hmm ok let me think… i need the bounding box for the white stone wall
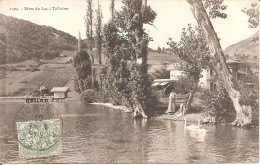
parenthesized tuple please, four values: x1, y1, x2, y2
(199, 69, 208, 88)
(170, 70, 185, 80)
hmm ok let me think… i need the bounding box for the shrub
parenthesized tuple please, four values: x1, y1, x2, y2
(74, 76, 92, 93)
(150, 64, 170, 80)
(81, 89, 109, 103)
(200, 84, 235, 120)
(20, 80, 28, 83)
(30, 67, 40, 72)
(17, 64, 26, 67)
(8, 66, 20, 71)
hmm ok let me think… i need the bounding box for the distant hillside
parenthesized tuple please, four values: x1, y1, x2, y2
(147, 51, 179, 73)
(224, 31, 259, 72)
(0, 14, 77, 64)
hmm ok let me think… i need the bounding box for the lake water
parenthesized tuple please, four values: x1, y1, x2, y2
(0, 102, 259, 163)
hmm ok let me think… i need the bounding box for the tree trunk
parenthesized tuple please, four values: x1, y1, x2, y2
(186, 0, 252, 126)
(131, 0, 149, 118)
(134, 102, 148, 118)
(185, 89, 196, 115)
(90, 54, 95, 88)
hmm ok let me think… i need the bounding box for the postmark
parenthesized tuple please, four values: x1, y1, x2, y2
(13, 103, 63, 158)
(17, 119, 62, 158)
(13, 103, 63, 134)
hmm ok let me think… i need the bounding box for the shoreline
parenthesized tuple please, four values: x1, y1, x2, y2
(88, 102, 258, 128)
(90, 102, 132, 113)
(89, 102, 217, 124)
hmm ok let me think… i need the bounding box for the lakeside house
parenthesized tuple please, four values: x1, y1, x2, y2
(152, 58, 248, 91)
(50, 87, 70, 99)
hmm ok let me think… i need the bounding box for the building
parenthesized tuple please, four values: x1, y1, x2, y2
(152, 58, 246, 91)
(166, 63, 186, 80)
(201, 59, 246, 90)
(50, 87, 70, 99)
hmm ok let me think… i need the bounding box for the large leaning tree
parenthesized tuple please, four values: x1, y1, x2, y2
(186, 0, 253, 126)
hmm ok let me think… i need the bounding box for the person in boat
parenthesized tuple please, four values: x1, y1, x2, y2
(166, 88, 177, 114)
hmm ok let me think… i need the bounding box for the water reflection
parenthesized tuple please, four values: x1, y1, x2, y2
(0, 102, 258, 163)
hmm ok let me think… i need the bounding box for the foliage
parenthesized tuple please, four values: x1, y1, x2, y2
(110, 0, 115, 20)
(101, 0, 157, 115)
(203, 0, 227, 19)
(95, 1, 102, 64)
(0, 14, 76, 64)
(85, 0, 96, 88)
(40, 49, 61, 60)
(167, 24, 211, 111)
(30, 67, 40, 72)
(150, 64, 170, 80)
(187, 0, 253, 126)
(95, 1, 103, 89)
(73, 51, 92, 93)
(242, 3, 259, 28)
(81, 89, 111, 103)
(85, 0, 94, 48)
(200, 83, 235, 120)
(40, 88, 50, 96)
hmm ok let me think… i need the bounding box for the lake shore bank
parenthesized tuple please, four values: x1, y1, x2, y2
(89, 102, 218, 124)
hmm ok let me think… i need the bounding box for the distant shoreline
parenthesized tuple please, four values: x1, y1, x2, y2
(0, 97, 77, 103)
(0, 97, 25, 102)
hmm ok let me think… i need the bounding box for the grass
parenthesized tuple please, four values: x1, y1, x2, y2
(0, 51, 76, 96)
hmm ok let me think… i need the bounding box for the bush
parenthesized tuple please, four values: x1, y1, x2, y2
(17, 64, 26, 67)
(200, 84, 235, 120)
(5, 66, 20, 71)
(30, 67, 40, 72)
(20, 80, 28, 83)
(81, 89, 109, 103)
(74, 76, 92, 93)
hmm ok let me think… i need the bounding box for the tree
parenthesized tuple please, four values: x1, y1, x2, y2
(73, 51, 92, 93)
(102, 0, 157, 118)
(242, 3, 259, 28)
(110, 0, 115, 22)
(186, 0, 253, 126)
(157, 46, 161, 53)
(168, 25, 211, 114)
(85, 0, 96, 88)
(203, 0, 227, 19)
(118, 0, 156, 118)
(151, 63, 170, 80)
(95, 1, 103, 89)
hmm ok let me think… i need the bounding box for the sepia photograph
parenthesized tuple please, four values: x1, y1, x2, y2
(0, 0, 259, 163)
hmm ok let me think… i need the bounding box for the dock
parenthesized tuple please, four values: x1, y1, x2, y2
(0, 96, 65, 103)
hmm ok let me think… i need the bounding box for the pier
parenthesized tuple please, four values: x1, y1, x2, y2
(0, 96, 65, 103)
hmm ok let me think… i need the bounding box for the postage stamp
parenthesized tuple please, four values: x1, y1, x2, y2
(17, 119, 62, 158)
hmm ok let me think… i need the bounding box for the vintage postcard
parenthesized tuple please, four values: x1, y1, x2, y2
(0, 0, 259, 163)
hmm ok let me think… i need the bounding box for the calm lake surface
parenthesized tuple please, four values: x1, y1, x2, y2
(0, 102, 258, 163)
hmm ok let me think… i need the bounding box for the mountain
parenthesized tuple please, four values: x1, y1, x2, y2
(224, 31, 259, 72)
(0, 14, 77, 64)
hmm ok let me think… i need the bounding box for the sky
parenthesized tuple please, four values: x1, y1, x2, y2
(0, 0, 258, 49)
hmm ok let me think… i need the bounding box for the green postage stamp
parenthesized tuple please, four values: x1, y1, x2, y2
(17, 119, 62, 158)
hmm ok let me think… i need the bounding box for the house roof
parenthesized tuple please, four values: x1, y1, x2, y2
(237, 70, 247, 75)
(153, 79, 177, 82)
(226, 59, 241, 64)
(50, 87, 70, 92)
(166, 63, 181, 71)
